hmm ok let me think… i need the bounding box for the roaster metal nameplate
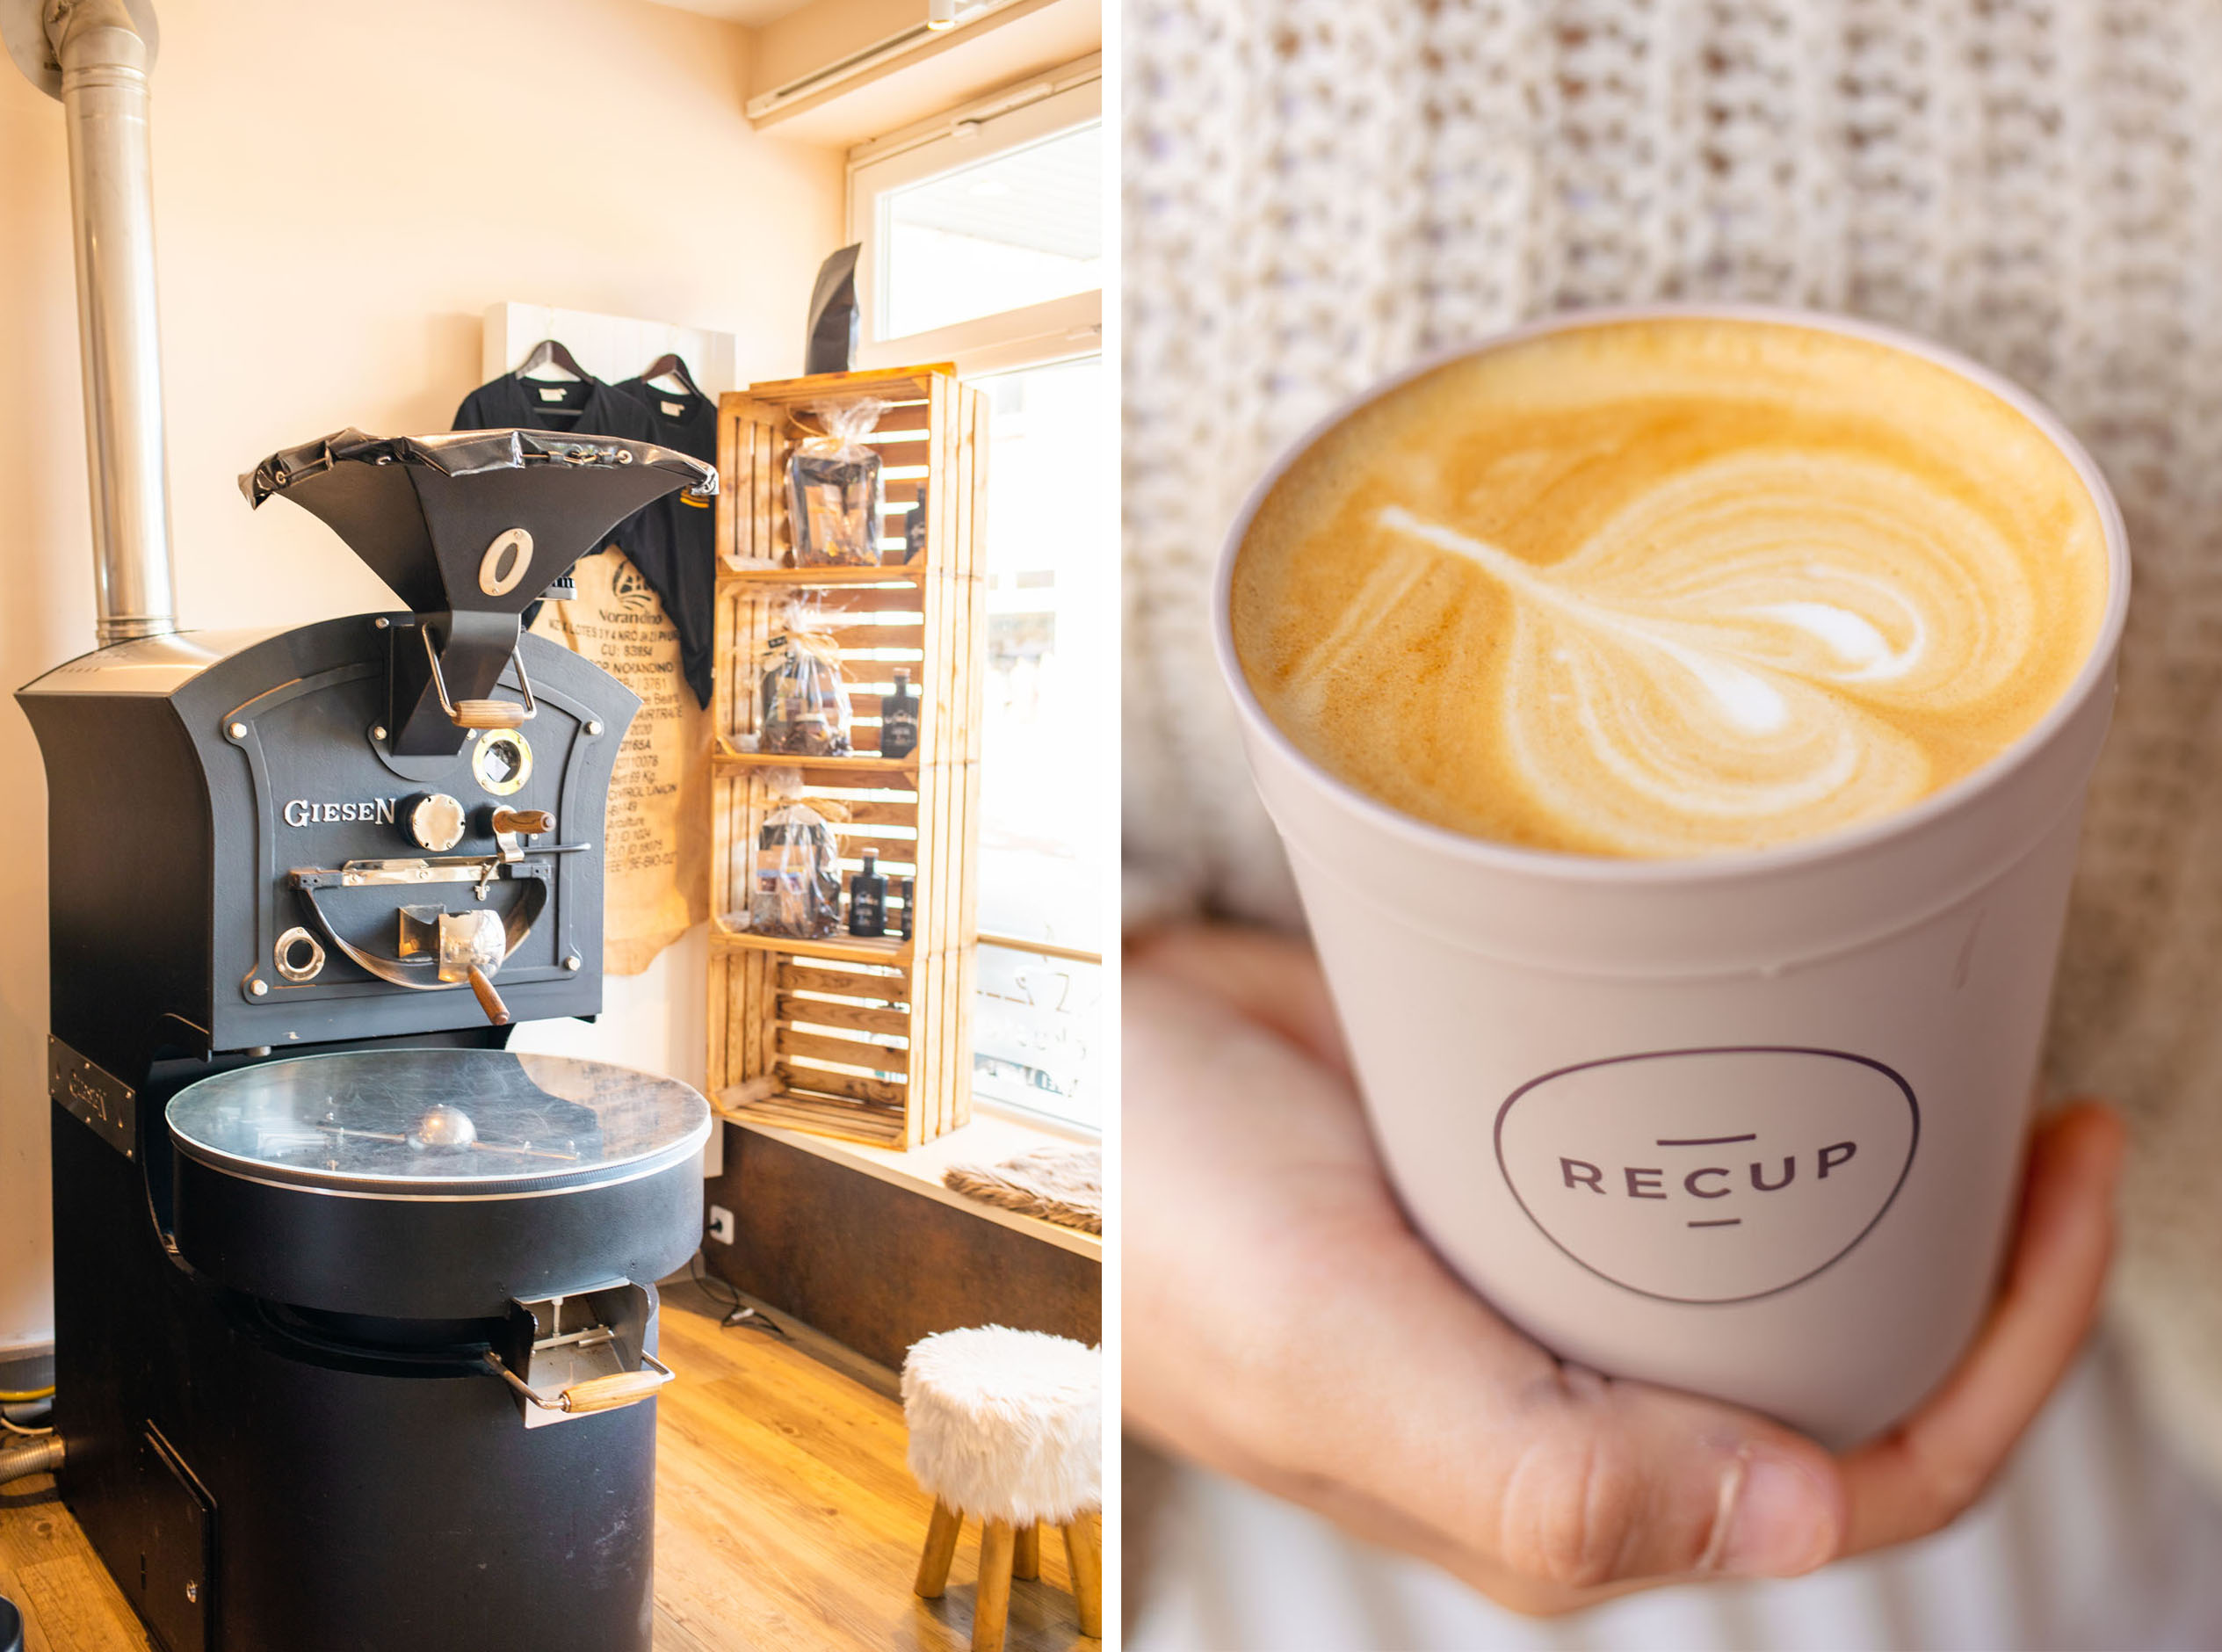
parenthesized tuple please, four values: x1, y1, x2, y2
(50, 1036, 136, 1159)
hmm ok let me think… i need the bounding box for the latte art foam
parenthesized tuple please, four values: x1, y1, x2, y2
(1232, 318, 2109, 856)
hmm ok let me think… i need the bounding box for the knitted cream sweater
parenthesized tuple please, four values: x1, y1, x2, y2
(1124, 0, 2222, 1484)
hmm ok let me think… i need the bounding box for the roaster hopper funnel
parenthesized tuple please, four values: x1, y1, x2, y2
(243, 428, 715, 756)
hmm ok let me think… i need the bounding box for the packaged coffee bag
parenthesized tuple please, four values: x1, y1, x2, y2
(748, 807, 842, 938)
(740, 772, 850, 940)
(756, 602, 854, 757)
(787, 399, 887, 567)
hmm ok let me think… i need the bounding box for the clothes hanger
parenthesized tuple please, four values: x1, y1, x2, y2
(515, 338, 590, 382)
(642, 352, 705, 401)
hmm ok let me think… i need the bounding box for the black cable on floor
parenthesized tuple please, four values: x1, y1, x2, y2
(687, 1250, 787, 1337)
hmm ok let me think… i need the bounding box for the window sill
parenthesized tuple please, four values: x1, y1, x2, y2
(724, 1106, 1103, 1264)
(859, 290, 1103, 378)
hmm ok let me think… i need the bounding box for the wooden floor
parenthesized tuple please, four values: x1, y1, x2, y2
(0, 1282, 1097, 1651)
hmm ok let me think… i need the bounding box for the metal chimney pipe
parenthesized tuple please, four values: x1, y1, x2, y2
(6, 0, 177, 645)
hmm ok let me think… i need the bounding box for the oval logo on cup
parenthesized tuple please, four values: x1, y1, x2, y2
(1494, 1047, 1919, 1304)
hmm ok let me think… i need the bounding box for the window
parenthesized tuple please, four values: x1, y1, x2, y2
(879, 123, 1103, 337)
(970, 356, 1105, 1129)
(851, 68, 1103, 375)
(850, 64, 1104, 1132)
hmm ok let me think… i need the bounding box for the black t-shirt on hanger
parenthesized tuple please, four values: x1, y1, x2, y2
(453, 371, 662, 441)
(452, 372, 714, 707)
(615, 377, 715, 462)
(615, 376, 717, 711)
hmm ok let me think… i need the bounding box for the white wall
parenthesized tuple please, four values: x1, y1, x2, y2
(0, 0, 845, 1356)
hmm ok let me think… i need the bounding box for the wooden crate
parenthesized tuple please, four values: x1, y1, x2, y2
(706, 366, 988, 1148)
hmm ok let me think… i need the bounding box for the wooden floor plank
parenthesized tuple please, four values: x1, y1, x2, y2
(0, 1283, 1096, 1652)
(0, 1489, 149, 1652)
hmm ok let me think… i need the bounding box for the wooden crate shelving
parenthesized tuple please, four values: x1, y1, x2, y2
(706, 366, 988, 1148)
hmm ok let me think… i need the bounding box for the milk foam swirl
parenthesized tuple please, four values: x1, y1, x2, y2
(1290, 450, 2042, 855)
(1235, 319, 2110, 857)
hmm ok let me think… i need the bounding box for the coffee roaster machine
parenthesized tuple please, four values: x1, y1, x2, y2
(22, 431, 717, 1651)
(1, 4, 720, 1648)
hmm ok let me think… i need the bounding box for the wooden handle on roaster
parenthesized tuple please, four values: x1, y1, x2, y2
(468, 965, 511, 1026)
(559, 1369, 669, 1413)
(492, 808, 554, 836)
(450, 697, 528, 730)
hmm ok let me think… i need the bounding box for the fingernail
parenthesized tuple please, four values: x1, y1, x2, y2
(1719, 1454, 1834, 1577)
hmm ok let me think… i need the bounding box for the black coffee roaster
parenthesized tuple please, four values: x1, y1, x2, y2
(18, 428, 720, 1651)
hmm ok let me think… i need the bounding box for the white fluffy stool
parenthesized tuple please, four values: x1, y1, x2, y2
(903, 1326, 1102, 1648)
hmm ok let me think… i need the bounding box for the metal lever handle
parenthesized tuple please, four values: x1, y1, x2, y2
(482, 1351, 674, 1414)
(423, 624, 538, 730)
(287, 872, 547, 1025)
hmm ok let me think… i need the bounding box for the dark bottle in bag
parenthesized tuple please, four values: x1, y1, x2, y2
(901, 485, 928, 564)
(880, 669, 920, 760)
(849, 849, 888, 938)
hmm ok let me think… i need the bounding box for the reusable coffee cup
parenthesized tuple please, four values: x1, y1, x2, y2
(1212, 307, 2131, 1446)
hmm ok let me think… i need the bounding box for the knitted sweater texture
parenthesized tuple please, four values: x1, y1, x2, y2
(1124, 0, 2222, 1481)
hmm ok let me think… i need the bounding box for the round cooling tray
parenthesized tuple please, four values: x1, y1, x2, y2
(166, 1050, 711, 1321)
(168, 1049, 708, 1197)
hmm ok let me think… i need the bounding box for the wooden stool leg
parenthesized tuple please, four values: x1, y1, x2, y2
(1062, 1517, 1103, 1638)
(973, 1520, 1016, 1652)
(1012, 1521, 1040, 1581)
(916, 1498, 963, 1598)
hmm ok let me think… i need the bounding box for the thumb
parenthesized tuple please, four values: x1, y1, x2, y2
(1471, 1372, 1845, 1592)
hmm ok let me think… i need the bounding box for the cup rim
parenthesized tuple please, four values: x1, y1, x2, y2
(1210, 302, 2135, 887)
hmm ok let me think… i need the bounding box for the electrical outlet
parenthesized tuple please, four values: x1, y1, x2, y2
(706, 1204, 735, 1246)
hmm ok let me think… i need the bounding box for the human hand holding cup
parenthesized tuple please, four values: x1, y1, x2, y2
(1125, 924, 2124, 1609)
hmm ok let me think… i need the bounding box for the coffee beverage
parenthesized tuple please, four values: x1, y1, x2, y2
(1216, 309, 2131, 1443)
(1230, 316, 2110, 856)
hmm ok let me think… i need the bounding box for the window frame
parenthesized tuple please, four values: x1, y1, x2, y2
(957, 357, 1108, 1135)
(848, 67, 1108, 1134)
(847, 67, 1104, 377)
